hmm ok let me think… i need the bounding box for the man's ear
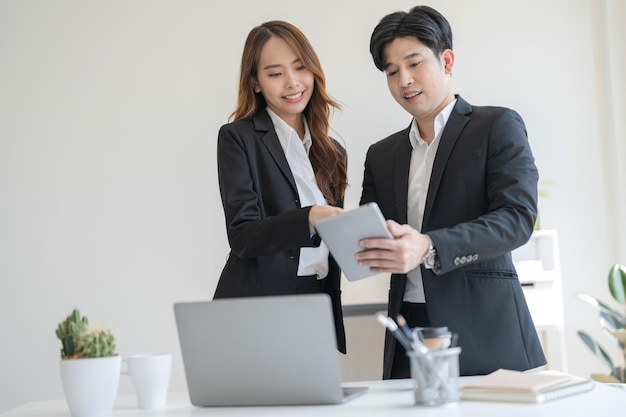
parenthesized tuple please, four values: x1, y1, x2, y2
(441, 49, 455, 74)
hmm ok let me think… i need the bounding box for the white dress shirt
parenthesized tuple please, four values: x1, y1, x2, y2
(404, 99, 456, 302)
(267, 108, 329, 279)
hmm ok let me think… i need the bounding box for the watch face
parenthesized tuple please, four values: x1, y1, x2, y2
(423, 248, 437, 269)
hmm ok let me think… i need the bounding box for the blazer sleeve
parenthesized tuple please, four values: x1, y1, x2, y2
(217, 122, 318, 259)
(427, 108, 538, 274)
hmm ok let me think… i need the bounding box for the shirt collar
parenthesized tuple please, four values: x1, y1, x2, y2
(409, 98, 457, 149)
(266, 107, 312, 153)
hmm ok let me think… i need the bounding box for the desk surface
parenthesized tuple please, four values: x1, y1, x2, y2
(3, 379, 625, 417)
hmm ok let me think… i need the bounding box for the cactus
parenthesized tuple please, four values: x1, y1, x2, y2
(75, 327, 117, 358)
(56, 309, 117, 359)
(55, 309, 89, 359)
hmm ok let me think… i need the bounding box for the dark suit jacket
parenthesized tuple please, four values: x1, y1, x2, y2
(213, 110, 346, 353)
(360, 95, 546, 376)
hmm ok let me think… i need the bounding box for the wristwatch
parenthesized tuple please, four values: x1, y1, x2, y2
(423, 237, 440, 272)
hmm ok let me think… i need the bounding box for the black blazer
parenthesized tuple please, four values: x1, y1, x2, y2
(214, 110, 346, 353)
(361, 96, 546, 376)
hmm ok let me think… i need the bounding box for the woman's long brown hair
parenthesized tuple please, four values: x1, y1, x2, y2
(230, 20, 347, 204)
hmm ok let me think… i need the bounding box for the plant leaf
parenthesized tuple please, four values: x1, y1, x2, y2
(577, 293, 626, 324)
(600, 320, 626, 350)
(610, 367, 624, 382)
(608, 264, 626, 304)
(613, 329, 626, 346)
(600, 310, 623, 332)
(577, 330, 615, 370)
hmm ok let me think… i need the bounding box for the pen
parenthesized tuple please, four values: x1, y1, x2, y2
(396, 314, 412, 338)
(376, 314, 413, 351)
(378, 314, 457, 400)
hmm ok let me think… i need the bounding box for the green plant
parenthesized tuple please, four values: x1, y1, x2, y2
(534, 179, 553, 230)
(577, 263, 626, 382)
(55, 309, 117, 359)
(76, 328, 117, 358)
(55, 309, 89, 359)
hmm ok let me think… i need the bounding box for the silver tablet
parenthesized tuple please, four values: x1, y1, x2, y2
(315, 202, 393, 281)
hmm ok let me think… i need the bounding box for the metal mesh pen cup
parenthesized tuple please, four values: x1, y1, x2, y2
(407, 346, 461, 406)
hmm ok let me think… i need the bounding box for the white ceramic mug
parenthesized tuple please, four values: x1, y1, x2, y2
(122, 353, 172, 409)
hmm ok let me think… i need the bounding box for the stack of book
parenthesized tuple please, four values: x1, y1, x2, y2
(461, 369, 595, 404)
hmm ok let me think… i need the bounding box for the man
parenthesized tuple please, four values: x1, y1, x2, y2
(356, 5, 546, 378)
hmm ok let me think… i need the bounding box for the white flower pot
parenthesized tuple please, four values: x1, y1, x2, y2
(59, 355, 121, 417)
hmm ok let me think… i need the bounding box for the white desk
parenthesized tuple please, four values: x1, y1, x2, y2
(2, 379, 624, 417)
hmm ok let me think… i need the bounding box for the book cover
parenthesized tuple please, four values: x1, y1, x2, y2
(461, 369, 595, 404)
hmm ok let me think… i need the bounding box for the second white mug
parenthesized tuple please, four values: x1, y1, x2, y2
(123, 353, 172, 409)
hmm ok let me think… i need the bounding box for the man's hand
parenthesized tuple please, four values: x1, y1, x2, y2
(356, 220, 431, 274)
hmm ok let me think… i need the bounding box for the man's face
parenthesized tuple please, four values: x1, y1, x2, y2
(382, 37, 454, 124)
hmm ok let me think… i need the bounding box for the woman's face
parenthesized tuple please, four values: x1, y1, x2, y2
(253, 36, 314, 129)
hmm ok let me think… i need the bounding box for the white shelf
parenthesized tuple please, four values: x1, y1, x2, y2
(512, 229, 567, 371)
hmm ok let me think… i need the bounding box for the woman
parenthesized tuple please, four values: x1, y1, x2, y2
(214, 21, 348, 352)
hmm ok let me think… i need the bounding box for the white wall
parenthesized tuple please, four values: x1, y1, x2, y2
(1, 0, 625, 412)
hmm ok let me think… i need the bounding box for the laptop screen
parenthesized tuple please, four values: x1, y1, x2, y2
(173, 294, 365, 406)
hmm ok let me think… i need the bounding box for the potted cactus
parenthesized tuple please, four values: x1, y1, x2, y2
(56, 309, 121, 417)
(576, 263, 626, 382)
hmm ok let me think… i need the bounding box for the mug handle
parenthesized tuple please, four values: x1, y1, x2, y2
(120, 358, 130, 376)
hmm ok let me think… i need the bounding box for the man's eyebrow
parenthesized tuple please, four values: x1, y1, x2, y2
(403, 52, 422, 60)
(383, 52, 424, 69)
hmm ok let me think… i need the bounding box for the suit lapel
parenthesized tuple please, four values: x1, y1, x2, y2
(423, 96, 471, 225)
(253, 111, 298, 193)
(392, 126, 412, 224)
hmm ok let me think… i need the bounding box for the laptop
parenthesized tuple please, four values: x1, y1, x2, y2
(173, 293, 368, 406)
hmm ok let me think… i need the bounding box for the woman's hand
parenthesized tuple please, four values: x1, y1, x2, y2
(309, 205, 343, 227)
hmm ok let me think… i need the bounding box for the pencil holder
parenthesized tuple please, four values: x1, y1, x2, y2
(407, 346, 461, 406)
